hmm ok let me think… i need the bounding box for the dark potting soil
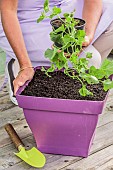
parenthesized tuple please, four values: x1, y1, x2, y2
(21, 69, 107, 101)
(51, 18, 85, 28)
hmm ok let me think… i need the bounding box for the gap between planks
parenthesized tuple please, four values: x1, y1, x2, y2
(1, 117, 113, 170)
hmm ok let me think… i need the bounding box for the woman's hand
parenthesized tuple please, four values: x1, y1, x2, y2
(82, 34, 93, 47)
(13, 67, 34, 96)
(82, 0, 102, 47)
(1, 0, 35, 96)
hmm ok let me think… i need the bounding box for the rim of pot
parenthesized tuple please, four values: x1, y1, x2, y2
(50, 18, 86, 29)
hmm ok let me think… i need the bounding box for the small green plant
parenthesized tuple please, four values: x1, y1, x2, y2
(37, 0, 113, 97)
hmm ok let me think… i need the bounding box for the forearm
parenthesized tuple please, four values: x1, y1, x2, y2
(1, 11, 32, 68)
(82, 0, 102, 40)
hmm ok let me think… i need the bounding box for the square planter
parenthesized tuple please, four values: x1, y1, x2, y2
(16, 67, 108, 157)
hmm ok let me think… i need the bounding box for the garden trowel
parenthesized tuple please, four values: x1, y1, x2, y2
(5, 123, 46, 168)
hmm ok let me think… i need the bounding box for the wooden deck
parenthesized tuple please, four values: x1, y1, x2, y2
(0, 75, 113, 170)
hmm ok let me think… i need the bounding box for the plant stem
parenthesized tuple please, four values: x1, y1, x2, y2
(75, 75, 84, 86)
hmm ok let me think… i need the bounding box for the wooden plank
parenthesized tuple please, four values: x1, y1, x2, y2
(0, 95, 15, 112)
(0, 135, 56, 170)
(0, 136, 37, 170)
(0, 75, 8, 97)
(105, 89, 113, 109)
(0, 76, 15, 111)
(0, 75, 5, 86)
(0, 106, 23, 128)
(90, 122, 113, 153)
(98, 110, 113, 128)
(0, 89, 9, 98)
(2, 146, 113, 170)
(1, 121, 113, 170)
(96, 159, 113, 170)
(60, 145, 113, 170)
(0, 119, 31, 148)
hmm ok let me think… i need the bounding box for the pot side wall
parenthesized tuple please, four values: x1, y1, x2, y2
(23, 108, 99, 157)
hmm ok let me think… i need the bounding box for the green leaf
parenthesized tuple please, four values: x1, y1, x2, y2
(77, 37, 85, 46)
(63, 13, 69, 18)
(52, 6, 61, 14)
(69, 53, 78, 64)
(65, 16, 72, 23)
(55, 24, 65, 33)
(63, 34, 72, 44)
(74, 19, 79, 26)
(101, 58, 111, 69)
(88, 75, 99, 84)
(63, 34, 76, 45)
(41, 64, 56, 77)
(44, 49, 54, 59)
(70, 23, 76, 30)
(80, 68, 86, 73)
(76, 30, 86, 37)
(53, 52, 67, 70)
(52, 52, 59, 62)
(80, 73, 99, 84)
(41, 66, 47, 72)
(100, 59, 113, 78)
(50, 32, 63, 44)
(70, 9, 76, 18)
(44, 0, 49, 12)
(79, 85, 93, 96)
(89, 66, 105, 79)
(79, 58, 89, 69)
(47, 64, 56, 73)
(86, 52, 92, 59)
(50, 7, 61, 19)
(102, 79, 113, 91)
(41, 66, 51, 77)
(37, 11, 46, 23)
(61, 42, 71, 51)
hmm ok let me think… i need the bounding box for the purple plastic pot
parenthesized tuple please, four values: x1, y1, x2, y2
(16, 67, 108, 157)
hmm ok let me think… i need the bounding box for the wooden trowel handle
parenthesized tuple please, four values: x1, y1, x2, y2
(5, 123, 24, 150)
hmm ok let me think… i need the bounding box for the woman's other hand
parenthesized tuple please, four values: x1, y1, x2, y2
(82, 0, 102, 47)
(82, 35, 93, 47)
(13, 67, 34, 96)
